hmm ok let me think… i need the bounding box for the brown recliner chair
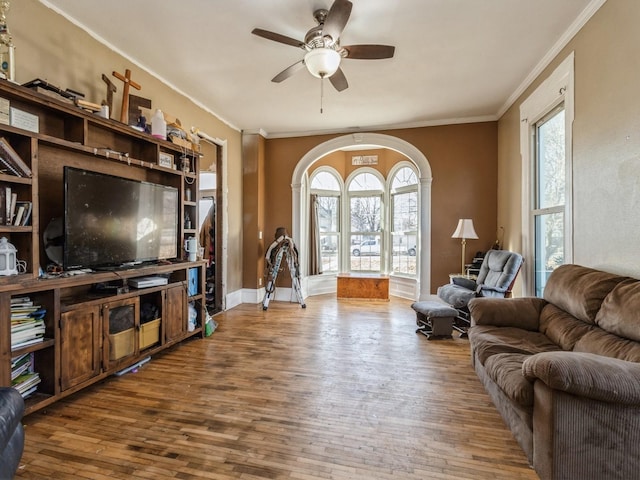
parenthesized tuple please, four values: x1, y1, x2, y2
(437, 249, 523, 335)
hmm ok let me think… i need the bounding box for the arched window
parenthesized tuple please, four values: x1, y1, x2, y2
(310, 168, 341, 273)
(307, 160, 420, 281)
(389, 164, 419, 276)
(346, 170, 384, 273)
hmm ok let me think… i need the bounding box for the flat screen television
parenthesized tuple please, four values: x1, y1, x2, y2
(63, 167, 179, 270)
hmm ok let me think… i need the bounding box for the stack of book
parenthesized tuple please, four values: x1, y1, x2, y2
(10, 297, 46, 350)
(0, 137, 31, 178)
(10, 352, 40, 399)
(0, 186, 32, 226)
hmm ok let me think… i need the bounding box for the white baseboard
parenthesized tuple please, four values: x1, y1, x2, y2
(225, 289, 244, 310)
(390, 276, 419, 300)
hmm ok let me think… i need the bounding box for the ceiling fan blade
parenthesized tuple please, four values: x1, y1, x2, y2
(329, 67, 349, 92)
(271, 60, 305, 83)
(343, 44, 396, 60)
(252, 28, 305, 49)
(323, 0, 353, 43)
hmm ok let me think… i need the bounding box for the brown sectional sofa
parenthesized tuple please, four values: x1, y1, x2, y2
(467, 264, 640, 480)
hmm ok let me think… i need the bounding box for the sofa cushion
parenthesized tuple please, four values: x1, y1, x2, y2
(595, 279, 640, 342)
(468, 325, 562, 366)
(543, 264, 627, 324)
(484, 353, 534, 407)
(469, 297, 546, 332)
(573, 328, 640, 363)
(538, 304, 595, 351)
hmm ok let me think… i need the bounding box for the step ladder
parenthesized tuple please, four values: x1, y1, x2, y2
(262, 237, 306, 311)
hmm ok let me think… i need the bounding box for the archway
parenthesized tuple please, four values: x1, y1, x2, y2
(291, 132, 433, 300)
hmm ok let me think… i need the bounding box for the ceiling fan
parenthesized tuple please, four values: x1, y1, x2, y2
(252, 0, 395, 92)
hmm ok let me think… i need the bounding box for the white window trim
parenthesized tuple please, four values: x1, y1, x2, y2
(520, 52, 574, 296)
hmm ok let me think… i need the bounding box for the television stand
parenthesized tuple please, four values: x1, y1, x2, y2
(0, 78, 204, 417)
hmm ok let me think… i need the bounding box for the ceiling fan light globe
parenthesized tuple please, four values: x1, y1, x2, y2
(304, 48, 341, 78)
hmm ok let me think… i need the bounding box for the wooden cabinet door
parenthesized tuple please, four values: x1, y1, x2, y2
(164, 285, 185, 343)
(103, 297, 139, 370)
(60, 306, 101, 391)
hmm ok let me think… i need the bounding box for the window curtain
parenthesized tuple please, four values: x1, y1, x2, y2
(309, 194, 323, 275)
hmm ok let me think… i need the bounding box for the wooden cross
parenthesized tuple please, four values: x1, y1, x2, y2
(101, 73, 117, 118)
(112, 69, 141, 123)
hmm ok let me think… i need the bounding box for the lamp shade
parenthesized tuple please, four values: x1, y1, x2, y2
(304, 48, 341, 78)
(451, 219, 478, 240)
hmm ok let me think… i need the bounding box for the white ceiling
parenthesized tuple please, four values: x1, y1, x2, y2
(41, 0, 599, 138)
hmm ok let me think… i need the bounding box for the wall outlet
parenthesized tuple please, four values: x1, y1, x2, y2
(258, 230, 263, 240)
(258, 277, 262, 286)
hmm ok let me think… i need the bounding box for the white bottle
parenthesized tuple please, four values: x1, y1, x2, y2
(151, 109, 167, 140)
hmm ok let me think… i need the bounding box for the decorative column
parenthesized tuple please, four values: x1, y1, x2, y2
(419, 175, 432, 300)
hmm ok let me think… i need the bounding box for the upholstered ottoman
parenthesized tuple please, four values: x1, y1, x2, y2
(411, 301, 457, 339)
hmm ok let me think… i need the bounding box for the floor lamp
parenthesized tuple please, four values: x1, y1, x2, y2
(451, 219, 478, 275)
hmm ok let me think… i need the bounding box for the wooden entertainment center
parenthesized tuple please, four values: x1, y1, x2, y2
(0, 80, 206, 415)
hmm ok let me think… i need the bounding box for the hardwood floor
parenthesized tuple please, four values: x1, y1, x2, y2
(16, 295, 538, 479)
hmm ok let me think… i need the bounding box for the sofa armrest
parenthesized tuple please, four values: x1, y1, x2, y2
(468, 297, 546, 331)
(523, 351, 640, 404)
(451, 276, 478, 291)
(479, 284, 508, 296)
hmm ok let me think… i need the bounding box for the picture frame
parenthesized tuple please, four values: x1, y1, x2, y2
(158, 152, 174, 169)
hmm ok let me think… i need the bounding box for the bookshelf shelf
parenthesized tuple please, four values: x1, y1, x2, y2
(0, 174, 31, 185)
(0, 225, 32, 233)
(10, 338, 55, 356)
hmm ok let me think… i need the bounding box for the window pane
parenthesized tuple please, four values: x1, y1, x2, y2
(349, 172, 383, 192)
(320, 233, 338, 272)
(391, 167, 418, 190)
(392, 192, 417, 232)
(350, 234, 381, 272)
(350, 196, 381, 233)
(536, 108, 565, 209)
(534, 212, 564, 297)
(317, 196, 339, 232)
(316, 195, 339, 273)
(390, 191, 417, 276)
(391, 233, 417, 275)
(311, 171, 340, 191)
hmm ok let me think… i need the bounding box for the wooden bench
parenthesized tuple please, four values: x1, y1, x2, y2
(337, 273, 389, 300)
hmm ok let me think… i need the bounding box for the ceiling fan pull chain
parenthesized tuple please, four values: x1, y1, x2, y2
(320, 75, 325, 114)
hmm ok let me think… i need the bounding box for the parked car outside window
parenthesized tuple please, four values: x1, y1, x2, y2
(351, 239, 380, 256)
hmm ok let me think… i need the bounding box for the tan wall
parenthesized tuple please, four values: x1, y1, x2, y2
(16, 0, 244, 294)
(256, 122, 498, 291)
(242, 134, 266, 288)
(498, 0, 640, 294)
